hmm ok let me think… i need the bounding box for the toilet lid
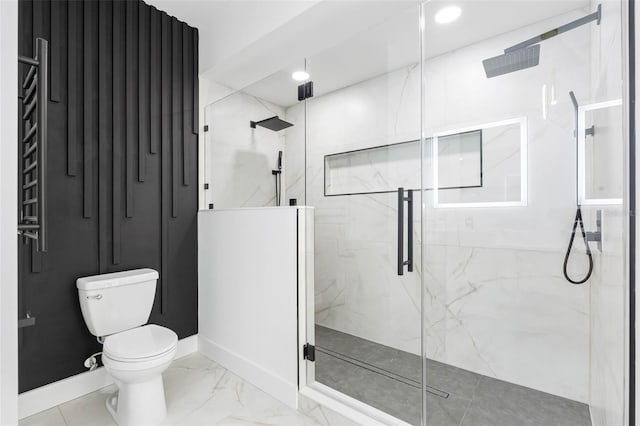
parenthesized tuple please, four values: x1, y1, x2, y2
(103, 324, 178, 361)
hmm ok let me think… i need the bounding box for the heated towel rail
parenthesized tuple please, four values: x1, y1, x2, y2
(18, 38, 48, 252)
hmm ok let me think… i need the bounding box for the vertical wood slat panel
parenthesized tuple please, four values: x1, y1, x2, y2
(50, 0, 62, 103)
(19, 0, 200, 390)
(32, 0, 42, 42)
(160, 12, 172, 314)
(192, 29, 198, 135)
(171, 18, 181, 218)
(67, 0, 81, 178)
(125, 0, 138, 218)
(138, 4, 150, 180)
(181, 23, 190, 187)
(84, 0, 101, 268)
(150, 8, 161, 155)
(98, 1, 114, 266)
(113, 0, 126, 265)
(21, 0, 33, 60)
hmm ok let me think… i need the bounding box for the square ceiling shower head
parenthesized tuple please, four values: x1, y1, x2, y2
(250, 116, 294, 132)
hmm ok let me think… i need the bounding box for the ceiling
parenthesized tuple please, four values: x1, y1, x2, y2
(244, 0, 592, 107)
(148, 0, 593, 107)
(145, 0, 321, 74)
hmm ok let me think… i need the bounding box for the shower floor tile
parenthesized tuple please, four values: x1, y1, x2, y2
(315, 325, 592, 426)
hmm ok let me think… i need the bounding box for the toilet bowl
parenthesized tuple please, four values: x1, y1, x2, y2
(102, 324, 178, 426)
(76, 269, 177, 426)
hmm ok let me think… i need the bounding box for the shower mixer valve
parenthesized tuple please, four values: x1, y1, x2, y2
(585, 209, 603, 252)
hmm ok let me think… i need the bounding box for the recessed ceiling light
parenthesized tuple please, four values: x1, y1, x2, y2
(291, 71, 310, 82)
(434, 5, 461, 24)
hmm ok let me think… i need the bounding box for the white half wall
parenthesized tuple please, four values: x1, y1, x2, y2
(198, 207, 313, 409)
(0, 1, 19, 424)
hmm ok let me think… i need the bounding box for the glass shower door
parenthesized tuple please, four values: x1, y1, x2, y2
(301, 4, 425, 424)
(421, 1, 628, 425)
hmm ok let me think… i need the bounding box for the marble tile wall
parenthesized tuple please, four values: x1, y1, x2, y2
(586, 1, 626, 424)
(283, 4, 627, 409)
(286, 67, 424, 355)
(204, 91, 287, 208)
(420, 7, 595, 404)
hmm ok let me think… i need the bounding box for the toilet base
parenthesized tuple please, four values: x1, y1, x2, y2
(105, 376, 167, 426)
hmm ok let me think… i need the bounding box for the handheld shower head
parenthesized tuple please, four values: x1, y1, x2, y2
(277, 151, 283, 170)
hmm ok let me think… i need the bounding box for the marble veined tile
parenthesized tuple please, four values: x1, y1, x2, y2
(21, 354, 324, 426)
(297, 393, 361, 426)
(19, 407, 68, 426)
(174, 369, 319, 426)
(58, 385, 117, 426)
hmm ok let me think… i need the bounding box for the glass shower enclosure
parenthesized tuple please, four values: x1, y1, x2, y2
(201, 1, 631, 424)
(299, 1, 630, 425)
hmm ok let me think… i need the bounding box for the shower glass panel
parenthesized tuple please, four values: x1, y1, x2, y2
(202, 62, 304, 209)
(302, 4, 424, 424)
(421, 2, 627, 426)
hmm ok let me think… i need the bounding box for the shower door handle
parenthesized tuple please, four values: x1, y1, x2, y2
(397, 188, 413, 276)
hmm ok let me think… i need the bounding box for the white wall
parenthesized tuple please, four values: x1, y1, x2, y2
(0, 0, 19, 424)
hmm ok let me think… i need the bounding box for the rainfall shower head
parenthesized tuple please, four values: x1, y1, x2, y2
(482, 4, 601, 78)
(482, 45, 540, 78)
(250, 116, 293, 132)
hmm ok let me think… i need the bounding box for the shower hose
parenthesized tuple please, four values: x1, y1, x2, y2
(562, 207, 593, 284)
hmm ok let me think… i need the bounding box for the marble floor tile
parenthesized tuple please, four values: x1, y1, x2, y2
(20, 353, 322, 426)
(58, 385, 117, 426)
(19, 347, 592, 426)
(297, 393, 361, 426)
(19, 407, 68, 426)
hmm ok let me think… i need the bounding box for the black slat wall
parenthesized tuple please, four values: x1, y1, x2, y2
(17, 0, 199, 393)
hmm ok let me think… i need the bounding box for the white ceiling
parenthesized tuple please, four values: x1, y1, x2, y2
(145, 0, 321, 73)
(148, 0, 593, 107)
(243, 0, 592, 107)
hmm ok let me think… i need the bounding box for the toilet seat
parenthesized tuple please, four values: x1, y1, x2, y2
(103, 324, 178, 363)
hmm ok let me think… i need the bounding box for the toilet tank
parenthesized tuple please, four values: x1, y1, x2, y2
(76, 268, 159, 337)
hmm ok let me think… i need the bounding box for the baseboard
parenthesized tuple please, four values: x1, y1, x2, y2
(18, 334, 198, 419)
(175, 334, 198, 359)
(198, 335, 297, 409)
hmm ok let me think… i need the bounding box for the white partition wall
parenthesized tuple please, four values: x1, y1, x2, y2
(198, 206, 313, 408)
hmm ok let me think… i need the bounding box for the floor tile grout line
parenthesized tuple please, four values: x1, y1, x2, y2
(57, 406, 70, 426)
(456, 394, 475, 426)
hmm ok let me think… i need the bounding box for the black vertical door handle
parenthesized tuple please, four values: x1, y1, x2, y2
(397, 187, 414, 276)
(398, 188, 404, 275)
(407, 189, 413, 272)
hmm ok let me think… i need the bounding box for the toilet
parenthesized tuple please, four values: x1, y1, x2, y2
(76, 268, 177, 426)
